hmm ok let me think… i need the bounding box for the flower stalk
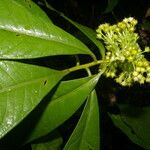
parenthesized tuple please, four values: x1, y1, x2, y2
(64, 60, 104, 73)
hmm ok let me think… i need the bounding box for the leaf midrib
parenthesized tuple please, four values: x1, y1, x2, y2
(0, 1, 89, 54)
(0, 27, 90, 54)
(0, 0, 91, 55)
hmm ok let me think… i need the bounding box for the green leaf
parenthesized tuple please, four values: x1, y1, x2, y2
(26, 75, 100, 142)
(104, 0, 119, 13)
(64, 90, 100, 150)
(43, 2, 105, 59)
(109, 105, 150, 150)
(61, 16, 105, 58)
(0, 61, 65, 139)
(32, 134, 63, 150)
(32, 137, 62, 150)
(0, 0, 93, 59)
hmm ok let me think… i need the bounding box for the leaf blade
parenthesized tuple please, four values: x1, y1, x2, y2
(64, 90, 100, 150)
(0, 0, 93, 59)
(61, 16, 105, 58)
(26, 75, 100, 142)
(42, 2, 105, 58)
(0, 61, 65, 139)
(31, 132, 63, 150)
(109, 105, 150, 150)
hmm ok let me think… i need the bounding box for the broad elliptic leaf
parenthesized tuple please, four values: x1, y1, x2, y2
(64, 90, 100, 150)
(0, 0, 93, 59)
(109, 105, 150, 150)
(26, 75, 100, 142)
(0, 61, 66, 139)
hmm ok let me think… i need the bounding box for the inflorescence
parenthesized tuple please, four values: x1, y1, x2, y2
(96, 17, 150, 86)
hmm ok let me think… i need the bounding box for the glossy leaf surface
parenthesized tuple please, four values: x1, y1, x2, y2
(0, 0, 93, 59)
(64, 90, 100, 150)
(26, 75, 100, 142)
(0, 61, 65, 139)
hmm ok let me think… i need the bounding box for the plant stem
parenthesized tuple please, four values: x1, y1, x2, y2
(86, 68, 92, 76)
(64, 60, 104, 73)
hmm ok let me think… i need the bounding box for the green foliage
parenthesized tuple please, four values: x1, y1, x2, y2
(0, 0, 93, 59)
(0, 0, 150, 150)
(32, 132, 63, 150)
(109, 105, 150, 150)
(26, 76, 100, 143)
(58, 15, 105, 59)
(0, 61, 66, 139)
(64, 90, 100, 150)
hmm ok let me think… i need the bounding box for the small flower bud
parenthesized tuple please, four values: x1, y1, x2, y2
(136, 67, 141, 72)
(143, 61, 149, 67)
(118, 22, 126, 29)
(133, 71, 138, 76)
(129, 27, 135, 32)
(147, 67, 150, 72)
(128, 56, 134, 61)
(110, 72, 116, 78)
(133, 77, 139, 81)
(145, 47, 150, 52)
(137, 74, 143, 79)
(140, 67, 145, 73)
(146, 78, 150, 82)
(139, 78, 145, 84)
(137, 61, 143, 67)
(121, 81, 127, 86)
(131, 49, 138, 55)
(106, 52, 111, 56)
(147, 73, 150, 77)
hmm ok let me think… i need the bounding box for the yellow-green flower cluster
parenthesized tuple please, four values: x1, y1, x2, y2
(96, 17, 150, 86)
